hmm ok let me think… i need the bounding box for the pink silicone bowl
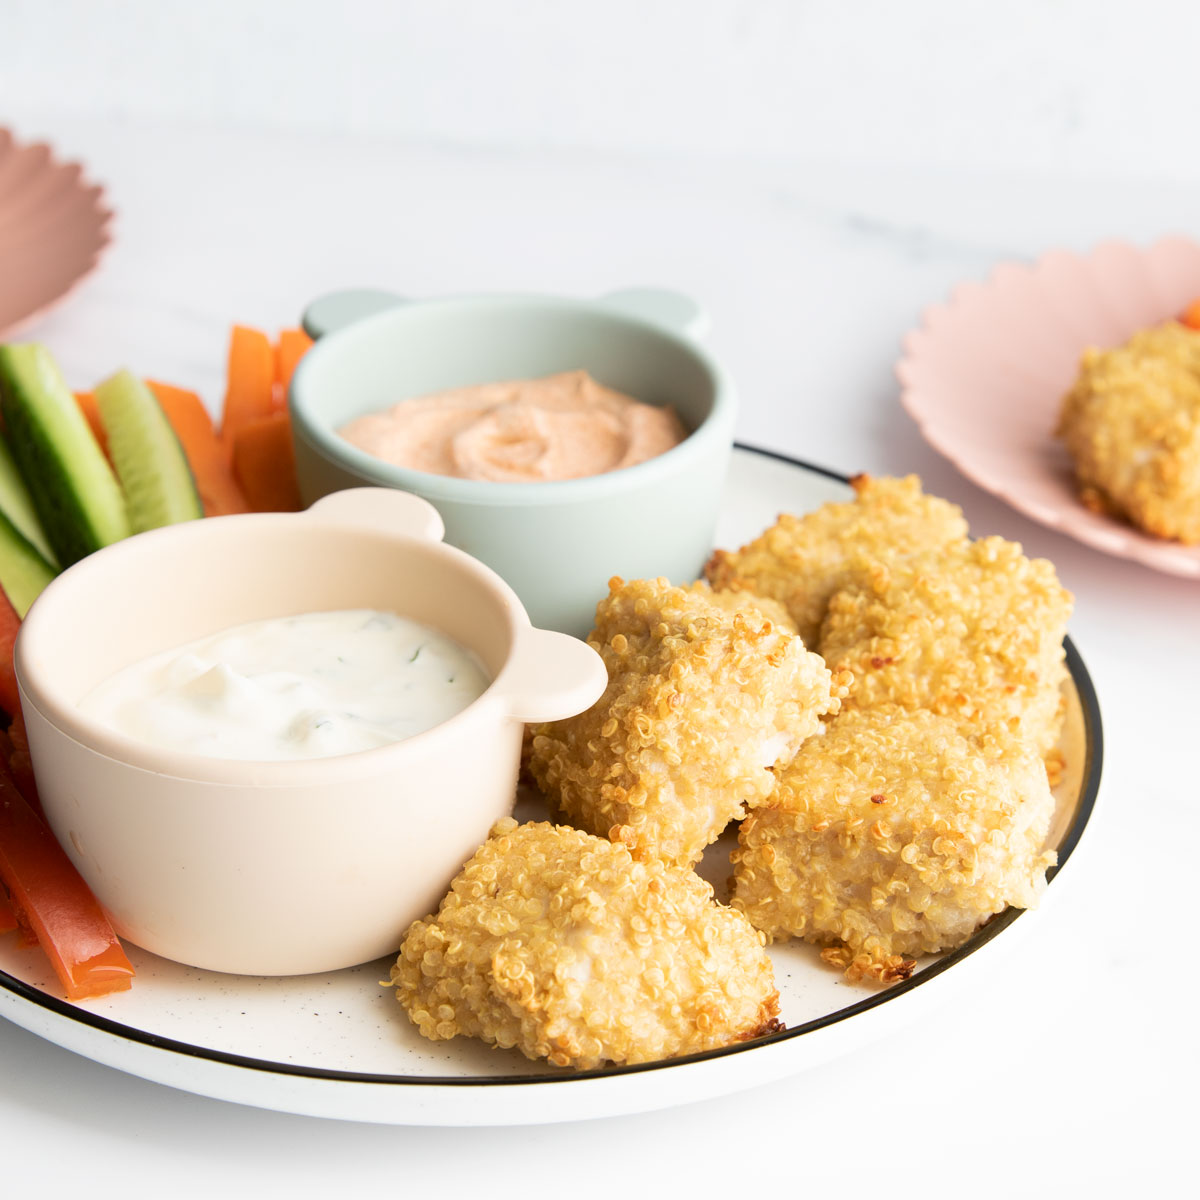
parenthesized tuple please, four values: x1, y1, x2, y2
(14, 489, 606, 976)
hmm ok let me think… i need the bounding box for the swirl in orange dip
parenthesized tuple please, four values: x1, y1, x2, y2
(337, 370, 686, 483)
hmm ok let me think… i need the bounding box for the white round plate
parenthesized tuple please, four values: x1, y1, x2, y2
(0, 446, 1102, 1126)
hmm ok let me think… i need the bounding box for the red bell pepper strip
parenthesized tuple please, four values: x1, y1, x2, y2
(0, 758, 134, 999)
(0, 589, 42, 813)
(0, 585, 21, 722)
(6, 709, 41, 817)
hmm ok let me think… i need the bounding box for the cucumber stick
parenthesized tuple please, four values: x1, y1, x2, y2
(0, 435, 58, 567)
(0, 344, 131, 566)
(0, 506, 57, 616)
(94, 369, 203, 532)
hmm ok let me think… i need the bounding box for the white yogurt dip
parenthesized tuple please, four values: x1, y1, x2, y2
(78, 609, 490, 761)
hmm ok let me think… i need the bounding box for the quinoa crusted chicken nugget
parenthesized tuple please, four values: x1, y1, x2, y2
(392, 819, 781, 1070)
(704, 474, 969, 646)
(819, 537, 1073, 757)
(528, 576, 844, 866)
(731, 708, 1057, 984)
(1057, 322, 1200, 544)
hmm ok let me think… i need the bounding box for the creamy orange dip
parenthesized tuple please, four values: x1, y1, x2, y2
(337, 370, 686, 483)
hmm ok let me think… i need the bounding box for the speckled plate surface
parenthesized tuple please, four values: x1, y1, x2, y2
(0, 127, 113, 337)
(897, 237, 1200, 578)
(0, 447, 1102, 1126)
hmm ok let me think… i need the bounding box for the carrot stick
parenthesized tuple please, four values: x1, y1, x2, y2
(274, 328, 313, 413)
(73, 391, 110, 458)
(0, 757, 134, 999)
(1182, 299, 1200, 331)
(147, 381, 251, 517)
(220, 325, 275, 451)
(231, 412, 303, 512)
(0, 586, 20, 721)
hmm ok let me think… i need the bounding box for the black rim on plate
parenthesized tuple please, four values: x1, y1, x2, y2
(0, 445, 1104, 1089)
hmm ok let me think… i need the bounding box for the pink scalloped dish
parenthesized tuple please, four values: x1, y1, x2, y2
(0, 128, 113, 338)
(897, 237, 1200, 579)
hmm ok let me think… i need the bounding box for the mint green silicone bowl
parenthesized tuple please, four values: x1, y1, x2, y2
(289, 288, 737, 636)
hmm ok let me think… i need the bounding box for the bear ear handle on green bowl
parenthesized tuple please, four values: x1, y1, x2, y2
(299, 286, 711, 342)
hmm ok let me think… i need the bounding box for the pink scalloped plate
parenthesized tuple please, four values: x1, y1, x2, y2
(0, 127, 113, 338)
(897, 237, 1200, 579)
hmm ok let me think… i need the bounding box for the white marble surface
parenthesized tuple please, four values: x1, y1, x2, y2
(2, 7, 1198, 1192)
(8, 0, 1200, 179)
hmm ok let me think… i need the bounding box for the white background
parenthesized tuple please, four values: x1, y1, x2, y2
(1, 1, 1197, 1194)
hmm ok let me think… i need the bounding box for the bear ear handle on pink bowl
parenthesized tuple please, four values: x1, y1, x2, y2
(490, 623, 608, 725)
(300, 286, 711, 342)
(305, 485, 446, 540)
(303, 487, 609, 726)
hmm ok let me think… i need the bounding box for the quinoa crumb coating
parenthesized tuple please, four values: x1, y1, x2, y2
(731, 708, 1057, 984)
(1057, 322, 1200, 544)
(704, 474, 970, 647)
(818, 537, 1073, 757)
(685, 580, 799, 635)
(392, 819, 781, 1070)
(528, 576, 845, 866)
